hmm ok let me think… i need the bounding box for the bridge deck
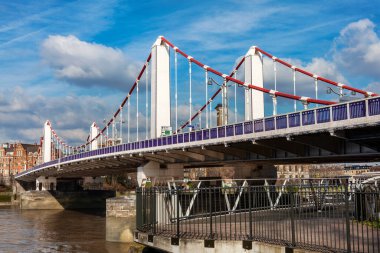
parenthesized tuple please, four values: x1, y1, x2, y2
(16, 97, 380, 181)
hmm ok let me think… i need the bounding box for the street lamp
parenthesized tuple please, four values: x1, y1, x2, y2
(207, 77, 231, 125)
(326, 87, 356, 102)
(7, 156, 13, 177)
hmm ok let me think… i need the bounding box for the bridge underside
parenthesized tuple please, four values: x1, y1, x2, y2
(17, 124, 380, 182)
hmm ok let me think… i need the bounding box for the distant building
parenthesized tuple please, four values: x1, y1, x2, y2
(0, 142, 41, 180)
(276, 164, 380, 180)
(343, 165, 380, 177)
(215, 103, 226, 127)
(276, 164, 312, 179)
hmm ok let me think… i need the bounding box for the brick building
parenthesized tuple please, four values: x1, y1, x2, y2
(0, 142, 41, 180)
(276, 164, 380, 180)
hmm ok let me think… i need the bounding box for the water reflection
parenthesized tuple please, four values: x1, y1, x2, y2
(0, 207, 131, 253)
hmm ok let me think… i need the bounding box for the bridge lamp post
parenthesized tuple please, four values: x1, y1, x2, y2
(115, 118, 125, 145)
(116, 107, 125, 144)
(7, 156, 13, 177)
(119, 112, 125, 144)
(326, 87, 356, 102)
(103, 118, 110, 147)
(112, 117, 116, 146)
(208, 77, 231, 125)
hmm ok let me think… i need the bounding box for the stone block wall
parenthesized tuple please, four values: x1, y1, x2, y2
(106, 192, 137, 243)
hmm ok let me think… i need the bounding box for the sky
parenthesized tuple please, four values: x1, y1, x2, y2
(1, 0, 380, 146)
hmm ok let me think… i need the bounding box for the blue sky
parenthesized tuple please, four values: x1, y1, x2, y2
(1, 0, 380, 145)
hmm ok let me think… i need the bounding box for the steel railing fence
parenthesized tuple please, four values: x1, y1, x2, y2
(136, 180, 380, 253)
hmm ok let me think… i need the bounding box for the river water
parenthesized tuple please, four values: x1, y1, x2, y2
(0, 207, 133, 253)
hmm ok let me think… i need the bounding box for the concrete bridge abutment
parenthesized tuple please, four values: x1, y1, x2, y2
(16, 176, 113, 210)
(19, 190, 115, 209)
(137, 161, 184, 186)
(36, 176, 57, 191)
(106, 192, 136, 243)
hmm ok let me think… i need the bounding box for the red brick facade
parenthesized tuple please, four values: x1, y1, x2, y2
(0, 142, 41, 177)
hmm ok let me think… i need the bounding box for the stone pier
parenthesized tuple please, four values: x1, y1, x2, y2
(20, 190, 115, 209)
(106, 192, 136, 243)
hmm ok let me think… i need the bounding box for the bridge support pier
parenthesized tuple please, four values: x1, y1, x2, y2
(244, 46, 264, 120)
(36, 176, 56, 191)
(137, 161, 184, 186)
(82, 176, 103, 190)
(150, 36, 171, 139)
(43, 120, 52, 163)
(90, 122, 98, 150)
(106, 192, 136, 243)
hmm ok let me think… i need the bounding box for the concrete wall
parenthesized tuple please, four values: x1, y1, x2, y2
(138, 161, 184, 186)
(20, 190, 115, 210)
(36, 176, 56, 191)
(1, 176, 11, 186)
(186, 164, 277, 180)
(12, 180, 35, 206)
(106, 192, 136, 243)
(135, 233, 318, 253)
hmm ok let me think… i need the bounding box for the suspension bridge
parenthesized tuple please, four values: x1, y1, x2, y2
(14, 36, 380, 185)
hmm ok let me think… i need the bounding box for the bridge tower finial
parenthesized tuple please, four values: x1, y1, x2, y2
(152, 35, 164, 47)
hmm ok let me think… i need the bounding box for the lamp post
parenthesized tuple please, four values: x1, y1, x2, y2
(103, 118, 109, 147)
(7, 156, 13, 177)
(207, 77, 231, 125)
(326, 87, 356, 102)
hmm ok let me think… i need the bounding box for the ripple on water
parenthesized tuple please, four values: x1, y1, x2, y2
(0, 207, 128, 253)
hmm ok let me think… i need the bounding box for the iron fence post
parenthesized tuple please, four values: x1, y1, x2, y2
(149, 188, 154, 234)
(248, 185, 252, 240)
(152, 187, 156, 235)
(345, 182, 351, 252)
(136, 187, 142, 230)
(176, 189, 180, 238)
(290, 187, 296, 247)
(209, 187, 213, 239)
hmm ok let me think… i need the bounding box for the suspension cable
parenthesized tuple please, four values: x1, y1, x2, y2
(189, 58, 192, 128)
(112, 117, 115, 146)
(255, 47, 377, 97)
(100, 130, 103, 148)
(223, 77, 228, 125)
(175, 57, 245, 133)
(146, 62, 149, 140)
(314, 75, 318, 108)
(205, 68, 209, 128)
(293, 67, 296, 112)
(234, 71, 237, 123)
(127, 98, 130, 143)
(273, 58, 277, 91)
(136, 80, 139, 141)
(120, 107, 123, 143)
(175, 50, 178, 132)
(161, 37, 334, 104)
(106, 125, 109, 147)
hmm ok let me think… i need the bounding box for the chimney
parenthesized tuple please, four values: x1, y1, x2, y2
(215, 103, 223, 126)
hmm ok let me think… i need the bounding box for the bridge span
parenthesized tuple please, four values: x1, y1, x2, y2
(15, 96, 380, 182)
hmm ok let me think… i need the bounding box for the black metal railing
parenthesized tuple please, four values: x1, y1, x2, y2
(136, 180, 380, 253)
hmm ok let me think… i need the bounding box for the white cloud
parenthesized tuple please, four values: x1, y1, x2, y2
(333, 19, 380, 79)
(365, 81, 380, 94)
(262, 56, 346, 96)
(41, 35, 140, 90)
(0, 86, 114, 145)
